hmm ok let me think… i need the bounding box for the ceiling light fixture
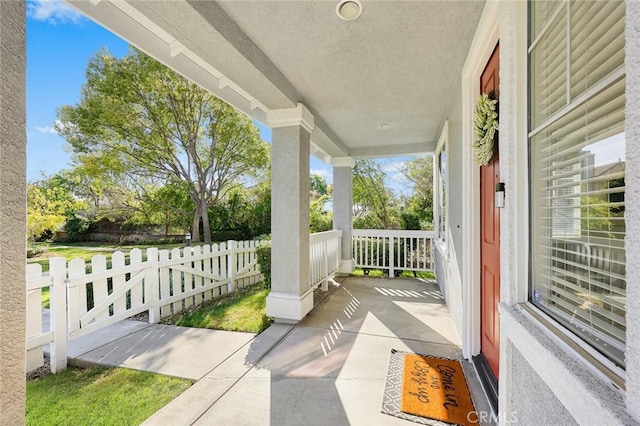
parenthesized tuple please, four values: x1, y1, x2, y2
(379, 124, 391, 130)
(336, 0, 363, 21)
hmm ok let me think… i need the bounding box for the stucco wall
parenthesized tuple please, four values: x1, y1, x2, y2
(0, 1, 26, 424)
(508, 344, 577, 425)
(624, 0, 640, 419)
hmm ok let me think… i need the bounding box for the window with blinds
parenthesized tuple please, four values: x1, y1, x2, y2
(438, 149, 447, 240)
(528, 0, 626, 368)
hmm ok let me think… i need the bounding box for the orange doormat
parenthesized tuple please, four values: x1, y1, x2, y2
(401, 354, 478, 425)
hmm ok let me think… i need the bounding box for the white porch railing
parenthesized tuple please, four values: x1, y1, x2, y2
(309, 230, 342, 290)
(26, 240, 265, 373)
(352, 229, 436, 276)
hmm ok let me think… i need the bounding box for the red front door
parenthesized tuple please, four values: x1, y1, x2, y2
(480, 44, 500, 380)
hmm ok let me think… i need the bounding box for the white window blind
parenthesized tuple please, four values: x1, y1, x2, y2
(529, 0, 626, 368)
(438, 150, 447, 239)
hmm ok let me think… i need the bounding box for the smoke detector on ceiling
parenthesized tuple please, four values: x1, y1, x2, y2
(336, 0, 363, 21)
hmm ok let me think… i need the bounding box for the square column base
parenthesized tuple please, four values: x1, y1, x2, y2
(266, 289, 314, 323)
(338, 259, 354, 274)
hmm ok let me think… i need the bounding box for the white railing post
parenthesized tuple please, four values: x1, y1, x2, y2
(338, 234, 343, 273)
(49, 257, 68, 373)
(322, 238, 329, 291)
(429, 238, 434, 270)
(389, 236, 395, 278)
(227, 240, 236, 293)
(146, 248, 160, 324)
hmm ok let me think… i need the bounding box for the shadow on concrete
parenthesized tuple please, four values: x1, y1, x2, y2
(72, 323, 255, 381)
(239, 275, 465, 426)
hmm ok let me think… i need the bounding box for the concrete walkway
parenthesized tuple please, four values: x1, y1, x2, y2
(66, 276, 492, 425)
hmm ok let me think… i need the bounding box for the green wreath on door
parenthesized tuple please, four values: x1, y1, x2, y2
(473, 92, 499, 166)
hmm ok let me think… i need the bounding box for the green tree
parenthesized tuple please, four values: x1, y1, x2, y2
(400, 211, 421, 230)
(26, 176, 86, 243)
(400, 155, 434, 230)
(58, 164, 194, 236)
(137, 181, 195, 236)
(64, 216, 90, 242)
(247, 180, 271, 238)
(310, 174, 329, 197)
(208, 187, 253, 240)
(60, 156, 138, 221)
(308, 173, 332, 233)
(207, 178, 272, 241)
(353, 159, 399, 229)
(57, 47, 269, 244)
(310, 195, 333, 233)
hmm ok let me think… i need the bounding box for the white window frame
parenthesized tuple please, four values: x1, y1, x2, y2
(435, 121, 449, 251)
(526, 0, 627, 380)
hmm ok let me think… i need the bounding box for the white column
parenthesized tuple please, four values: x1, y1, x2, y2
(332, 157, 355, 273)
(266, 104, 314, 322)
(0, 1, 26, 422)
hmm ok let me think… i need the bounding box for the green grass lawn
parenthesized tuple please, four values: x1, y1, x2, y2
(350, 268, 436, 280)
(26, 366, 191, 426)
(41, 286, 50, 309)
(28, 246, 117, 272)
(163, 284, 272, 333)
(28, 242, 184, 272)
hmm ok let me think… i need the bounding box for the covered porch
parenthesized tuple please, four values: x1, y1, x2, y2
(130, 275, 492, 425)
(54, 0, 482, 327)
(50, 0, 485, 331)
(3, 0, 640, 424)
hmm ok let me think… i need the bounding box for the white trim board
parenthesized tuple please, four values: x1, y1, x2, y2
(460, 0, 500, 361)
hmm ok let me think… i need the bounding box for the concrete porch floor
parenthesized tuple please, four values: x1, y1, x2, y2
(137, 275, 493, 425)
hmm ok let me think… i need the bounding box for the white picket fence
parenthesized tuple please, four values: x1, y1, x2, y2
(352, 229, 436, 276)
(26, 258, 66, 373)
(25, 240, 266, 373)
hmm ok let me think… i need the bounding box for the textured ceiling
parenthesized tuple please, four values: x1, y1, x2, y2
(212, 0, 485, 154)
(68, 0, 484, 157)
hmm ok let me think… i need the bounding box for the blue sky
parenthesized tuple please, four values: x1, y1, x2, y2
(27, 0, 415, 193)
(28, 1, 127, 181)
